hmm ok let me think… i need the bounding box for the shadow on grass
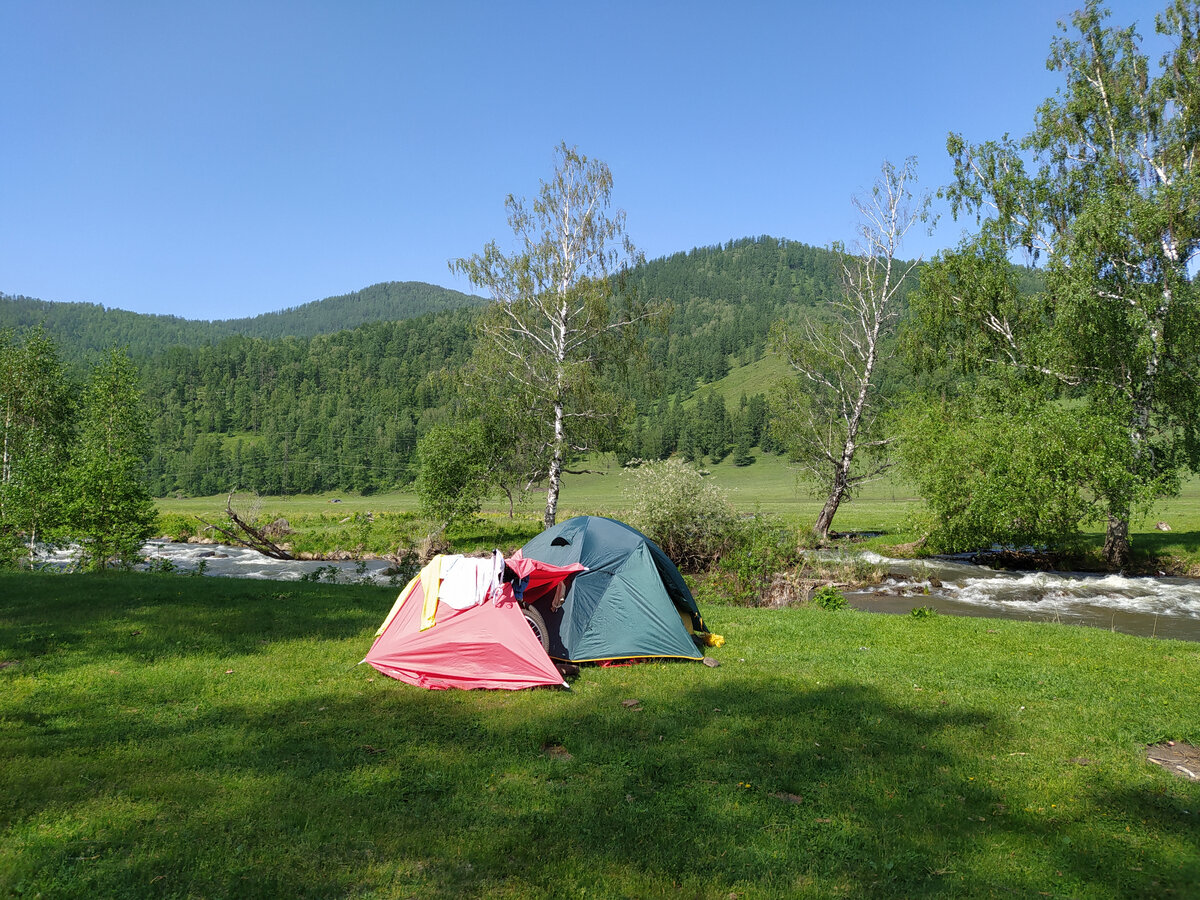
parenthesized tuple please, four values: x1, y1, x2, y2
(1132, 529, 1200, 564)
(5, 572, 1198, 897)
(0, 571, 392, 665)
(7, 671, 1197, 898)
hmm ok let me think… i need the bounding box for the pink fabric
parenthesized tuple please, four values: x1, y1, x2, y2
(365, 555, 581, 691)
(506, 551, 586, 603)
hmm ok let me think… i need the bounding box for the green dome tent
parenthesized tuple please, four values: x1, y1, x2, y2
(516, 516, 712, 663)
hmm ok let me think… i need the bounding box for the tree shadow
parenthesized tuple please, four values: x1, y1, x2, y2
(1131, 529, 1200, 563)
(8, 662, 1198, 898)
(0, 572, 392, 665)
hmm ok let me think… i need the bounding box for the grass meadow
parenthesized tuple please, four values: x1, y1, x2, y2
(3, 571, 1199, 898)
(157, 451, 1200, 569)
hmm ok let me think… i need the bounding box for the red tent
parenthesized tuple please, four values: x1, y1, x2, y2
(364, 553, 583, 691)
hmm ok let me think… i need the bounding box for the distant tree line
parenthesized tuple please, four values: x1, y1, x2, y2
(6, 235, 860, 501)
(38, 234, 848, 499)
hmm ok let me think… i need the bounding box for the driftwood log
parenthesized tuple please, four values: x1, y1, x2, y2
(194, 493, 294, 560)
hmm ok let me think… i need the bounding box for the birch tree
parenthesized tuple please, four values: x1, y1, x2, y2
(913, 0, 1200, 567)
(451, 143, 648, 528)
(0, 327, 71, 564)
(63, 348, 156, 570)
(770, 158, 925, 540)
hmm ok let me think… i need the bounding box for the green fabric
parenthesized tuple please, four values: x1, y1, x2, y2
(522, 516, 703, 662)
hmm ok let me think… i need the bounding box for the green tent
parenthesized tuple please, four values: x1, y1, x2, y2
(518, 516, 709, 663)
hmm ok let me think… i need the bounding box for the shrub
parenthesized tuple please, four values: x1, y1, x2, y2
(893, 389, 1127, 553)
(715, 516, 802, 604)
(414, 421, 499, 531)
(154, 512, 195, 543)
(625, 459, 741, 572)
(812, 585, 847, 611)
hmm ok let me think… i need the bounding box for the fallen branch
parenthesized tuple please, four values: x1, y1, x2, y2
(194, 493, 294, 560)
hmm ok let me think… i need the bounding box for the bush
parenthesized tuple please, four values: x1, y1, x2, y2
(625, 459, 742, 572)
(894, 390, 1117, 553)
(714, 516, 802, 604)
(812, 585, 847, 611)
(414, 422, 492, 531)
(154, 512, 195, 543)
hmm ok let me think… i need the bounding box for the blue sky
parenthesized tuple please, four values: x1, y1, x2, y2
(0, 0, 1166, 320)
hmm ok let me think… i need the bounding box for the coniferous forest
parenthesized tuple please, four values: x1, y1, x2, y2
(2, 236, 848, 497)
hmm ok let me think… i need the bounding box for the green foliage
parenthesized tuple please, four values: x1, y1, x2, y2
(452, 352, 553, 515)
(625, 236, 844, 397)
(414, 421, 494, 531)
(0, 327, 72, 566)
(140, 309, 477, 496)
(910, 605, 938, 619)
(812, 584, 847, 610)
(299, 564, 341, 583)
(153, 512, 195, 542)
(625, 458, 742, 571)
(1, 332, 160, 570)
(0, 282, 483, 363)
(894, 389, 1109, 553)
(142, 555, 179, 575)
(452, 143, 650, 527)
(7, 234, 858, 500)
(916, 0, 1200, 566)
(713, 517, 802, 604)
(62, 348, 157, 571)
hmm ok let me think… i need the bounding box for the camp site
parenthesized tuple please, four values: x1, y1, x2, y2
(5, 494, 1200, 897)
(5, 0, 1200, 896)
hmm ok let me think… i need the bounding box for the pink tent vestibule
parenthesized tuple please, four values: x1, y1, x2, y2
(363, 553, 584, 691)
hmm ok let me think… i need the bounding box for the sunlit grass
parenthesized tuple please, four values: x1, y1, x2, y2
(154, 463, 1200, 569)
(3, 571, 1198, 898)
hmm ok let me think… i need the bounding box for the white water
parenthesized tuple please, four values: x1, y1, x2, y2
(36, 541, 404, 585)
(843, 551, 1200, 641)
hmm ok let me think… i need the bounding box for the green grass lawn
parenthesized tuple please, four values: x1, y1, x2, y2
(3, 572, 1198, 898)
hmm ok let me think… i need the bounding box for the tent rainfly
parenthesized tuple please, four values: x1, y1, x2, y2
(516, 516, 719, 664)
(364, 552, 584, 691)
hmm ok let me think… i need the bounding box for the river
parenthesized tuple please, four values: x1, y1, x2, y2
(844, 551, 1200, 642)
(33, 541, 1200, 643)
(37, 541, 404, 585)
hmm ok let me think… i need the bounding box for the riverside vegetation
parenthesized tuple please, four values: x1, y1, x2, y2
(154, 449, 1200, 579)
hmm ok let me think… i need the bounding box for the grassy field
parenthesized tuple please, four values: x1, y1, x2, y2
(680, 353, 793, 409)
(3, 572, 1198, 898)
(156, 453, 1200, 569)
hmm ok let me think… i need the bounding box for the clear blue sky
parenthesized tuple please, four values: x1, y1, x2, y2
(0, 0, 1165, 320)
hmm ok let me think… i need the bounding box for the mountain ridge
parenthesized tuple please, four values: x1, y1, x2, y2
(0, 280, 485, 362)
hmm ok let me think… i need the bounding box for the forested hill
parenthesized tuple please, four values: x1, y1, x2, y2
(627, 236, 843, 395)
(140, 235, 857, 496)
(8, 235, 1037, 497)
(214, 281, 485, 340)
(0, 281, 484, 363)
